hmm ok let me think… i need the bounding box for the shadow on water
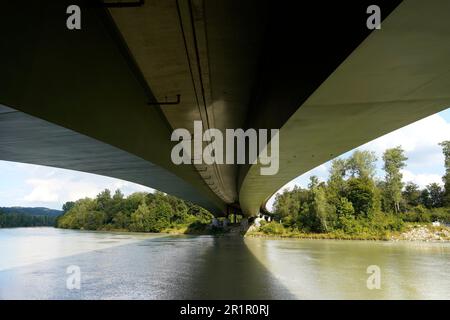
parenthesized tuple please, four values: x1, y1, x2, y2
(173, 235, 295, 299)
(0, 233, 294, 299)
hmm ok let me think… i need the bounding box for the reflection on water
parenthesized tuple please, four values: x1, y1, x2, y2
(244, 237, 450, 299)
(0, 228, 449, 299)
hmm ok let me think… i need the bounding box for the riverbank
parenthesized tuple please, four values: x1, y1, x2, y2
(64, 220, 229, 236)
(245, 222, 450, 242)
(56, 221, 450, 242)
(391, 223, 450, 241)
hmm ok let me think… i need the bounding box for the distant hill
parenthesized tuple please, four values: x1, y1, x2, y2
(0, 207, 62, 217)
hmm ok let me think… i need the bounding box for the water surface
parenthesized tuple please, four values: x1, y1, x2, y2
(0, 227, 449, 299)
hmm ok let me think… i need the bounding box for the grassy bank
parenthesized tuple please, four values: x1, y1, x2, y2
(245, 220, 450, 241)
(67, 219, 229, 236)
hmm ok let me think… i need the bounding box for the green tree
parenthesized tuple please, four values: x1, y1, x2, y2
(96, 189, 113, 222)
(427, 183, 443, 208)
(129, 201, 150, 232)
(335, 197, 355, 217)
(62, 201, 75, 213)
(402, 182, 421, 207)
(146, 201, 172, 232)
(347, 150, 377, 180)
(113, 211, 130, 229)
(57, 198, 97, 230)
(308, 175, 320, 189)
(111, 189, 125, 213)
(382, 146, 407, 213)
(420, 188, 432, 209)
(346, 178, 377, 217)
(311, 186, 333, 232)
(327, 158, 348, 205)
(439, 141, 450, 206)
(295, 177, 335, 232)
(273, 188, 300, 219)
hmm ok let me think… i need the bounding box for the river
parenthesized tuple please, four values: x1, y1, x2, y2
(0, 227, 449, 299)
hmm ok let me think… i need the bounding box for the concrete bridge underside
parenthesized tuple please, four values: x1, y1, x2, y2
(1, 0, 450, 216)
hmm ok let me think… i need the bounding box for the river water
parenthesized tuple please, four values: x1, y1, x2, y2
(0, 227, 449, 299)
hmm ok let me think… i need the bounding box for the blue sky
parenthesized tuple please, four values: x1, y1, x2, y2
(0, 108, 449, 210)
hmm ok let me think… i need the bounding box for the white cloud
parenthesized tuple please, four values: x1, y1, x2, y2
(356, 114, 449, 170)
(401, 169, 443, 189)
(24, 179, 60, 203)
(19, 165, 153, 208)
(359, 114, 449, 152)
(23, 177, 108, 204)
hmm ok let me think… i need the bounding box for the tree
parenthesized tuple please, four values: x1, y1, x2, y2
(299, 176, 334, 232)
(113, 211, 130, 229)
(427, 183, 444, 208)
(129, 201, 150, 232)
(57, 198, 97, 230)
(310, 186, 332, 232)
(147, 201, 172, 232)
(113, 189, 124, 201)
(439, 141, 450, 206)
(129, 198, 173, 233)
(335, 197, 355, 217)
(403, 182, 421, 207)
(347, 150, 377, 180)
(420, 189, 432, 209)
(327, 158, 348, 204)
(308, 175, 320, 189)
(62, 201, 75, 213)
(273, 188, 300, 219)
(96, 189, 113, 223)
(382, 146, 407, 213)
(346, 178, 377, 217)
(84, 211, 107, 230)
(124, 192, 147, 213)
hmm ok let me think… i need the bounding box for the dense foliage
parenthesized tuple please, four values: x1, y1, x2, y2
(0, 207, 62, 217)
(268, 142, 450, 239)
(0, 209, 58, 228)
(56, 190, 214, 233)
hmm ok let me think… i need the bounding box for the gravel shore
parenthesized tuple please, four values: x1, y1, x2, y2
(393, 224, 450, 242)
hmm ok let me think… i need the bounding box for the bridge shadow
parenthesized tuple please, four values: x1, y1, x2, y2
(171, 235, 295, 299)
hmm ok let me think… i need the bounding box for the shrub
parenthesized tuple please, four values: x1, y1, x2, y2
(401, 205, 432, 222)
(430, 207, 450, 223)
(259, 221, 285, 235)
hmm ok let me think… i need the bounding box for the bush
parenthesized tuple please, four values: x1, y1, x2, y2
(281, 215, 295, 228)
(335, 212, 403, 236)
(430, 207, 450, 223)
(401, 205, 434, 222)
(400, 206, 450, 223)
(369, 212, 404, 232)
(336, 215, 360, 235)
(259, 221, 286, 235)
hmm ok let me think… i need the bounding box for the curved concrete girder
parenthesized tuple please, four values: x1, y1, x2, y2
(239, 0, 450, 216)
(0, 1, 225, 213)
